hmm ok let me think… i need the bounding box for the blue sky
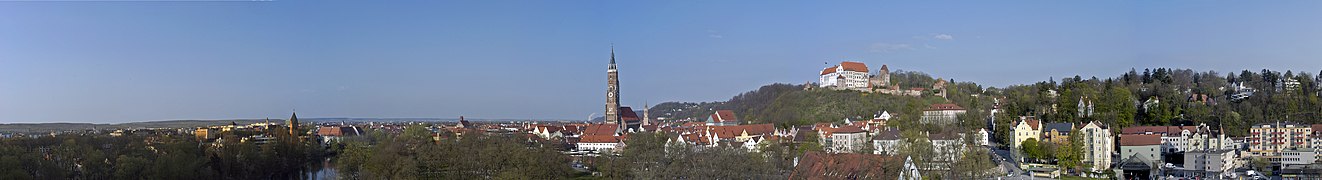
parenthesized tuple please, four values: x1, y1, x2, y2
(2, 1, 1322, 123)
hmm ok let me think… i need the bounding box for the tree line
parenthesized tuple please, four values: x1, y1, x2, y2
(0, 128, 323, 180)
(331, 124, 578, 179)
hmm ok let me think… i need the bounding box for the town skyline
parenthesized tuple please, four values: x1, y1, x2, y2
(6, 1, 1322, 123)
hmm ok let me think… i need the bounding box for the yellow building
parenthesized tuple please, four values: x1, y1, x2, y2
(1013, 116, 1042, 149)
(194, 128, 216, 140)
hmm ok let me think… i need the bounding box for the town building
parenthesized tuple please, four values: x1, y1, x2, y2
(1171, 149, 1236, 179)
(195, 128, 217, 140)
(790, 151, 910, 179)
(1012, 116, 1042, 149)
(818, 61, 871, 91)
(872, 128, 902, 155)
(1080, 121, 1114, 173)
(1281, 163, 1322, 179)
(1118, 134, 1164, 180)
(927, 130, 966, 171)
(818, 126, 868, 153)
(1313, 124, 1322, 160)
(1248, 122, 1312, 157)
(317, 125, 364, 144)
(706, 110, 739, 126)
(1279, 148, 1317, 166)
(576, 124, 622, 153)
(1041, 122, 1074, 145)
(576, 135, 622, 153)
(920, 103, 965, 125)
(1122, 123, 1232, 153)
(705, 123, 776, 144)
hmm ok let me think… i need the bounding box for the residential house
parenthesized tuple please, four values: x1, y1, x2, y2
(1118, 134, 1163, 180)
(1172, 149, 1236, 179)
(790, 151, 906, 180)
(1080, 121, 1114, 173)
(1248, 122, 1312, 157)
(927, 130, 966, 171)
(707, 110, 739, 126)
(1042, 122, 1074, 145)
(920, 103, 966, 125)
(824, 126, 869, 153)
(1012, 116, 1042, 149)
(873, 128, 902, 155)
(1123, 123, 1231, 153)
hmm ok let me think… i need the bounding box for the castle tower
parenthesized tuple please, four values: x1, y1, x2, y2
(878, 64, 890, 87)
(605, 46, 621, 125)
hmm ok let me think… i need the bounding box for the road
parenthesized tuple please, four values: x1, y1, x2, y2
(990, 147, 1053, 180)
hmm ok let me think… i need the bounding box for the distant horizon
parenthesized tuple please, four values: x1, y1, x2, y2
(5, 1, 1322, 123)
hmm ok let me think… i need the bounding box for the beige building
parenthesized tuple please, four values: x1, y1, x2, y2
(1249, 122, 1312, 156)
(1080, 121, 1113, 173)
(920, 103, 966, 125)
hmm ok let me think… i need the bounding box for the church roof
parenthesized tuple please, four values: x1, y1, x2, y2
(619, 107, 640, 122)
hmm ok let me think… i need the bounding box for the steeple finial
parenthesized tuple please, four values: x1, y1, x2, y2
(610, 44, 616, 65)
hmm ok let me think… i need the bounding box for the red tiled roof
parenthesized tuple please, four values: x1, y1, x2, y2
(821, 66, 839, 75)
(790, 151, 896, 179)
(1119, 134, 1162, 146)
(820, 62, 869, 75)
(582, 124, 618, 136)
(840, 61, 869, 72)
(620, 107, 640, 122)
(879, 64, 889, 72)
(1018, 117, 1041, 130)
(925, 103, 965, 111)
(711, 110, 738, 123)
(1120, 126, 1196, 135)
(317, 126, 363, 136)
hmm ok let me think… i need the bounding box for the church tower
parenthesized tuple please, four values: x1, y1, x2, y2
(605, 46, 621, 124)
(287, 112, 299, 136)
(643, 102, 650, 126)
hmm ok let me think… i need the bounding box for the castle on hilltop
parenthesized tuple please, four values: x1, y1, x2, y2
(816, 61, 945, 98)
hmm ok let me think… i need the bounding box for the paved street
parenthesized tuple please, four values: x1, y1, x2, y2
(990, 147, 1053, 180)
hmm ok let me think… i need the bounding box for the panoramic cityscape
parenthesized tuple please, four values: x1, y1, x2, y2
(4, 1, 1322, 180)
